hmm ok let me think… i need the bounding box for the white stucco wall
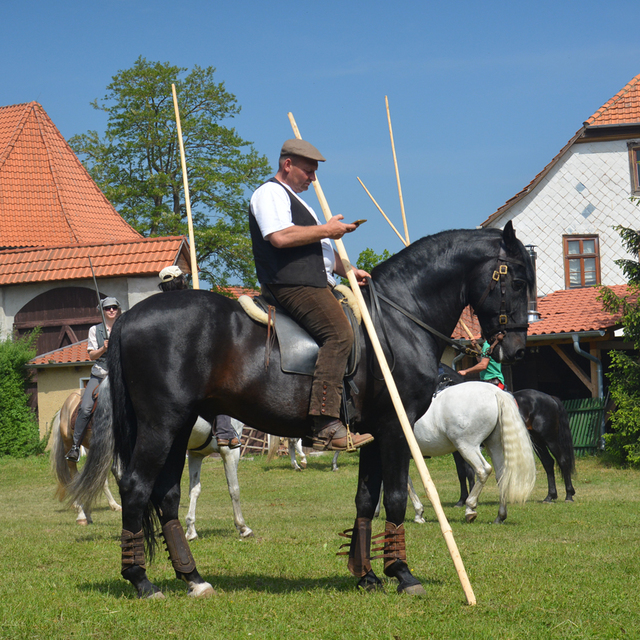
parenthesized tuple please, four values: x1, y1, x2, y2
(486, 138, 640, 296)
(0, 276, 160, 339)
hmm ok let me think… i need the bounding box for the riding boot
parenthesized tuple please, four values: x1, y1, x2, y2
(311, 416, 374, 452)
(66, 415, 90, 461)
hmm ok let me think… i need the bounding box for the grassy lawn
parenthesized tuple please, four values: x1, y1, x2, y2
(0, 450, 638, 639)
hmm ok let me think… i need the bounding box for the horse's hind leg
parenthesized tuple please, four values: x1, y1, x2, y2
(407, 477, 425, 524)
(185, 452, 204, 541)
(219, 444, 253, 539)
(103, 478, 121, 512)
(457, 448, 492, 523)
(533, 442, 558, 503)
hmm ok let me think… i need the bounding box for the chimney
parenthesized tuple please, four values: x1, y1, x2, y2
(525, 244, 541, 322)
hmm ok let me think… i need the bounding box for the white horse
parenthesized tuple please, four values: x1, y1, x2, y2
(185, 417, 253, 541)
(413, 381, 536, 523)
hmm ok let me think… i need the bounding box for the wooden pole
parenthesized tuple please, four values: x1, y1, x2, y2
(357, 177, 408, 247)
(172, 84, 200, 290)
(287, 113, 476, 606)
(386, 96, 410, 245)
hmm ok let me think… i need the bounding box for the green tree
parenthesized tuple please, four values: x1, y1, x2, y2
(600, 220, 640, 466)
(0, 332, 44, 457)
(339, 247, 392, 286)
(69, 57, 271, 288)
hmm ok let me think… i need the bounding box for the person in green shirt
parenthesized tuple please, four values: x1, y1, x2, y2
(458, 334, 506, 390)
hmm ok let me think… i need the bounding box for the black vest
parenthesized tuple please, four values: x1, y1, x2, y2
(249, 179, 327, 287)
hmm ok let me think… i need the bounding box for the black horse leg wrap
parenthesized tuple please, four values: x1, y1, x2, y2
(120, 529, 145, 573)
(337, 517, 372, 578)
(162, 519, 196, 574)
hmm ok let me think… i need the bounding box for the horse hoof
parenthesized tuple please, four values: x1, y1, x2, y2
(542, 497, 554, 504)
(146, 591, 165, 600)
(465, 513, 477, 523)
(239, 528, 254, 539)
(492, 518, 505, 525)
(113, 505, 122, 512)
(565, 497, 575, 503)
(188, 582, 216, 598)
(300, 460, 307, 469)
(77, 519, 88, 526)
(399, 583, 427, 596)
(414, 516, 426, 524)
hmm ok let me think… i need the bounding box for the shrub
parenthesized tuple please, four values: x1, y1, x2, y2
(0, 331, 44, 457)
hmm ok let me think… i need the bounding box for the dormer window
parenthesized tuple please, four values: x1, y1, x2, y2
(563, 236, 600, 289)
(629, 143, 640, 196)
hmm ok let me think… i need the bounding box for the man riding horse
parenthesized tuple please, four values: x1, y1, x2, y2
(248, 138, 373, 452)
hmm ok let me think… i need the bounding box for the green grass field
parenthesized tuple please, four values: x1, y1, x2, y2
(1, 451, 639, 639)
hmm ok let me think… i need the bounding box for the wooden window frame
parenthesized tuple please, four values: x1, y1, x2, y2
(628, 143, 640, 196)
(563, 235, 601, 289)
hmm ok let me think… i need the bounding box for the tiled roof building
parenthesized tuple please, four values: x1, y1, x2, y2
(481, 74, 640, 297)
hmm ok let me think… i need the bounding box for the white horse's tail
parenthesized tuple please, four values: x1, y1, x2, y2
(496, 391, 536, 504)
(50, 409, 72, 500)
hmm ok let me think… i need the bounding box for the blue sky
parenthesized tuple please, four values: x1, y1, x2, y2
(3, 1, 640, 262)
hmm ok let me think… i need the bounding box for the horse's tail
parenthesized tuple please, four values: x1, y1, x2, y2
(496, 391, 536, 504)
(108, 318, 160, 560)
(66, 377, 115, 510)
(553, 396, 576, 475)
(50, 409, 72, 500)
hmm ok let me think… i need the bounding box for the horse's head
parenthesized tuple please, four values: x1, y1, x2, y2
(469, 221, 534, 364)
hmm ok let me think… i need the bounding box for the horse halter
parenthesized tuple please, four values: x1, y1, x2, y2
(474, 243, 529, 343)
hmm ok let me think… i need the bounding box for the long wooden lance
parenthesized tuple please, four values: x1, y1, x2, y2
(172, 83, 200, 290)
(287, 113, 476, 606)
(88, 257, 107, 336)
(356, 177, 408, 247)
(386, 96, 410, 245)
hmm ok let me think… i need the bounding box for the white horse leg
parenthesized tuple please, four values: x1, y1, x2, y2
(185, 452, 203, 541)
(407, 477, 425, 524)
(332, 451, 340, 472)
(288, 439, 302, 471)
(219, 444, 254, 539)
(295, 438, 307, 469)
(457, 447, 493, 523)
(74, 501, 92, 526)
(103, 478, 121, 512)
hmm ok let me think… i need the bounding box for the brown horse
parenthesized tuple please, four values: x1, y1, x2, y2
(50, 389, 121, 525)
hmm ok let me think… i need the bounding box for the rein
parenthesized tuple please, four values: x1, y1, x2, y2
(366, 241, 529, 361)
(367, 279, 481, 359)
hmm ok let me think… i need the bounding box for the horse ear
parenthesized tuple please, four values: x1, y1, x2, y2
(503, 220, 516, 247)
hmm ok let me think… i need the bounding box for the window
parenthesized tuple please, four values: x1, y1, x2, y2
(629, 143, 640, 196)
(563, 236, 600, 289)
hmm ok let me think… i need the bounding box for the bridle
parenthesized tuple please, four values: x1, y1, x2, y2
(366, 242, 529, 363)
(473, 243, 529, 343)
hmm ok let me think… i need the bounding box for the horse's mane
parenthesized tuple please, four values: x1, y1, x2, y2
(372, 227, 535, 293)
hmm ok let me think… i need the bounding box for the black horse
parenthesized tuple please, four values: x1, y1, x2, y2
(453, 389, 576, 505)
(514, 389, 576, 502)
(69, 222, 533, 599)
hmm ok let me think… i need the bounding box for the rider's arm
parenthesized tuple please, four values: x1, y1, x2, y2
(459, 358, 490, 376)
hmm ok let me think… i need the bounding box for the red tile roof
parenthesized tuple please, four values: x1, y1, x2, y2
(0, 102, 142, 248)
(0, 236, 191, 286)
(585, 74, 640, 127)
(527, 285, 630, 337)
(30, 340, 91, 367)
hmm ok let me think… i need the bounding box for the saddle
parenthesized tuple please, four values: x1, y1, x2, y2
(70, 385, 101, 433)
(239, 285, 362, 378)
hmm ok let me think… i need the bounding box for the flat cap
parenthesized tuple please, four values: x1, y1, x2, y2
(280, 139, 326, 162)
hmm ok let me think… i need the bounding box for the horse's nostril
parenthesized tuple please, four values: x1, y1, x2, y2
(515, 348, 525, 360)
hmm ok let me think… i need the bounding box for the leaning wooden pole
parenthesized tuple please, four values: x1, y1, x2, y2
(287, 113, 476, 606)
(172, 83, 200, 290)
(385, 96, 410, 245)
(356, 177, 408, 247)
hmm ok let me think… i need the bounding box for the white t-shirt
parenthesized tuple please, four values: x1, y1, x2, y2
(88, 324, 109, 377)
(250, 180, 335, 285)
